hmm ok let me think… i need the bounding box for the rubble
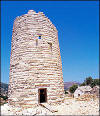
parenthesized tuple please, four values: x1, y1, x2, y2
(1, 97, 99, 115)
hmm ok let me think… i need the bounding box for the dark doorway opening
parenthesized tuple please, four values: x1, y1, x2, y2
(38, 88, 47, 103)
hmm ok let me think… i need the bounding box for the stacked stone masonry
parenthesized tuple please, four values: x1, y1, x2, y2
(8, 10, 64, 108)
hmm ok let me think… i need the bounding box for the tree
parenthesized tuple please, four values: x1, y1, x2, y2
(80, 82, 86, 86)
(85, 77, 93, 85)
(69, 84, 78, 93)
(93, 79, 100, 85)
(91, 79, 100, 88)
(80, 77, 100, 88)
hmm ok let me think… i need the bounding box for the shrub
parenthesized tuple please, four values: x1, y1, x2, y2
(91, 79, 100, 88)
(69, 84, 78, 93)
(0, 95, 8, 100)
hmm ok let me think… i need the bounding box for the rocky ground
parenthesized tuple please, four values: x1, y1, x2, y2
(1, 97, 99, 115)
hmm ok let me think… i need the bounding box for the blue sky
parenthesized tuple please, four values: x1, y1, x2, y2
(1, 1, 99, 84)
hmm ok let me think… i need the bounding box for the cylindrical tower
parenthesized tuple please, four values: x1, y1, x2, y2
(8, 10, 64, 108)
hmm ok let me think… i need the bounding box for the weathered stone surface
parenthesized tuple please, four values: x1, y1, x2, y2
(8, 10, 64, 108)
(1, 98, 99, 115)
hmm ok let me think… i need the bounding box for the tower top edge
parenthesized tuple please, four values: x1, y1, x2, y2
(28, 10, 36, 14)
(28, 10, 44, 15)
(14, 10, 58, 32)
(27, 10, 44, 15)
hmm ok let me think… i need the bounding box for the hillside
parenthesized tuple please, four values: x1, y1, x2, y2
(0, 82, 8, 96)
(64, 81, 81, 90)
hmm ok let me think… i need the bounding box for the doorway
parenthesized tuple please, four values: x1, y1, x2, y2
(38, 88, 47, 103)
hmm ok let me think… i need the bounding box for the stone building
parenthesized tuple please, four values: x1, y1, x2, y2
(91, 86, 99, 98)
(8, 10, 64, 108)
(74, 86, 92, 98)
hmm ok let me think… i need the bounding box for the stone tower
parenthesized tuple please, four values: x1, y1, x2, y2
(8, 10, 64, 108)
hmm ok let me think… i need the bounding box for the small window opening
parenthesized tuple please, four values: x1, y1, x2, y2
(78, 94, 80, 97)
(36, 39, 38, 46)
(38, 36, 41, 39)
(48, 42, 52, 51)
(38, 88, 47, 103)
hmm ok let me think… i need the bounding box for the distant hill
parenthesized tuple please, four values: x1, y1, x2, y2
(0, 82, 8, 96)
(64, 81, 81, 90)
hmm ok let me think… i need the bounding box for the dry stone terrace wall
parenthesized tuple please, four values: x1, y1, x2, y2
(8, 10, 64, 108)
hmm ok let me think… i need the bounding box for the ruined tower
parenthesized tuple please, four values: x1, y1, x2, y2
(8, 10, 64, 108)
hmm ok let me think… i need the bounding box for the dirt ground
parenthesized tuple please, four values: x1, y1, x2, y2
(1, 96, 99, 115)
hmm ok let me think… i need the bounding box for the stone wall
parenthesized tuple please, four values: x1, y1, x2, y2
(8, 10, 64, 108)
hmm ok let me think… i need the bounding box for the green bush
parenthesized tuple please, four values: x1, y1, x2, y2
(0, 95, 8, 100)
(91, 79, 100, 88)
(69, 84, 78, 93)
(80, 82, 86, 86)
